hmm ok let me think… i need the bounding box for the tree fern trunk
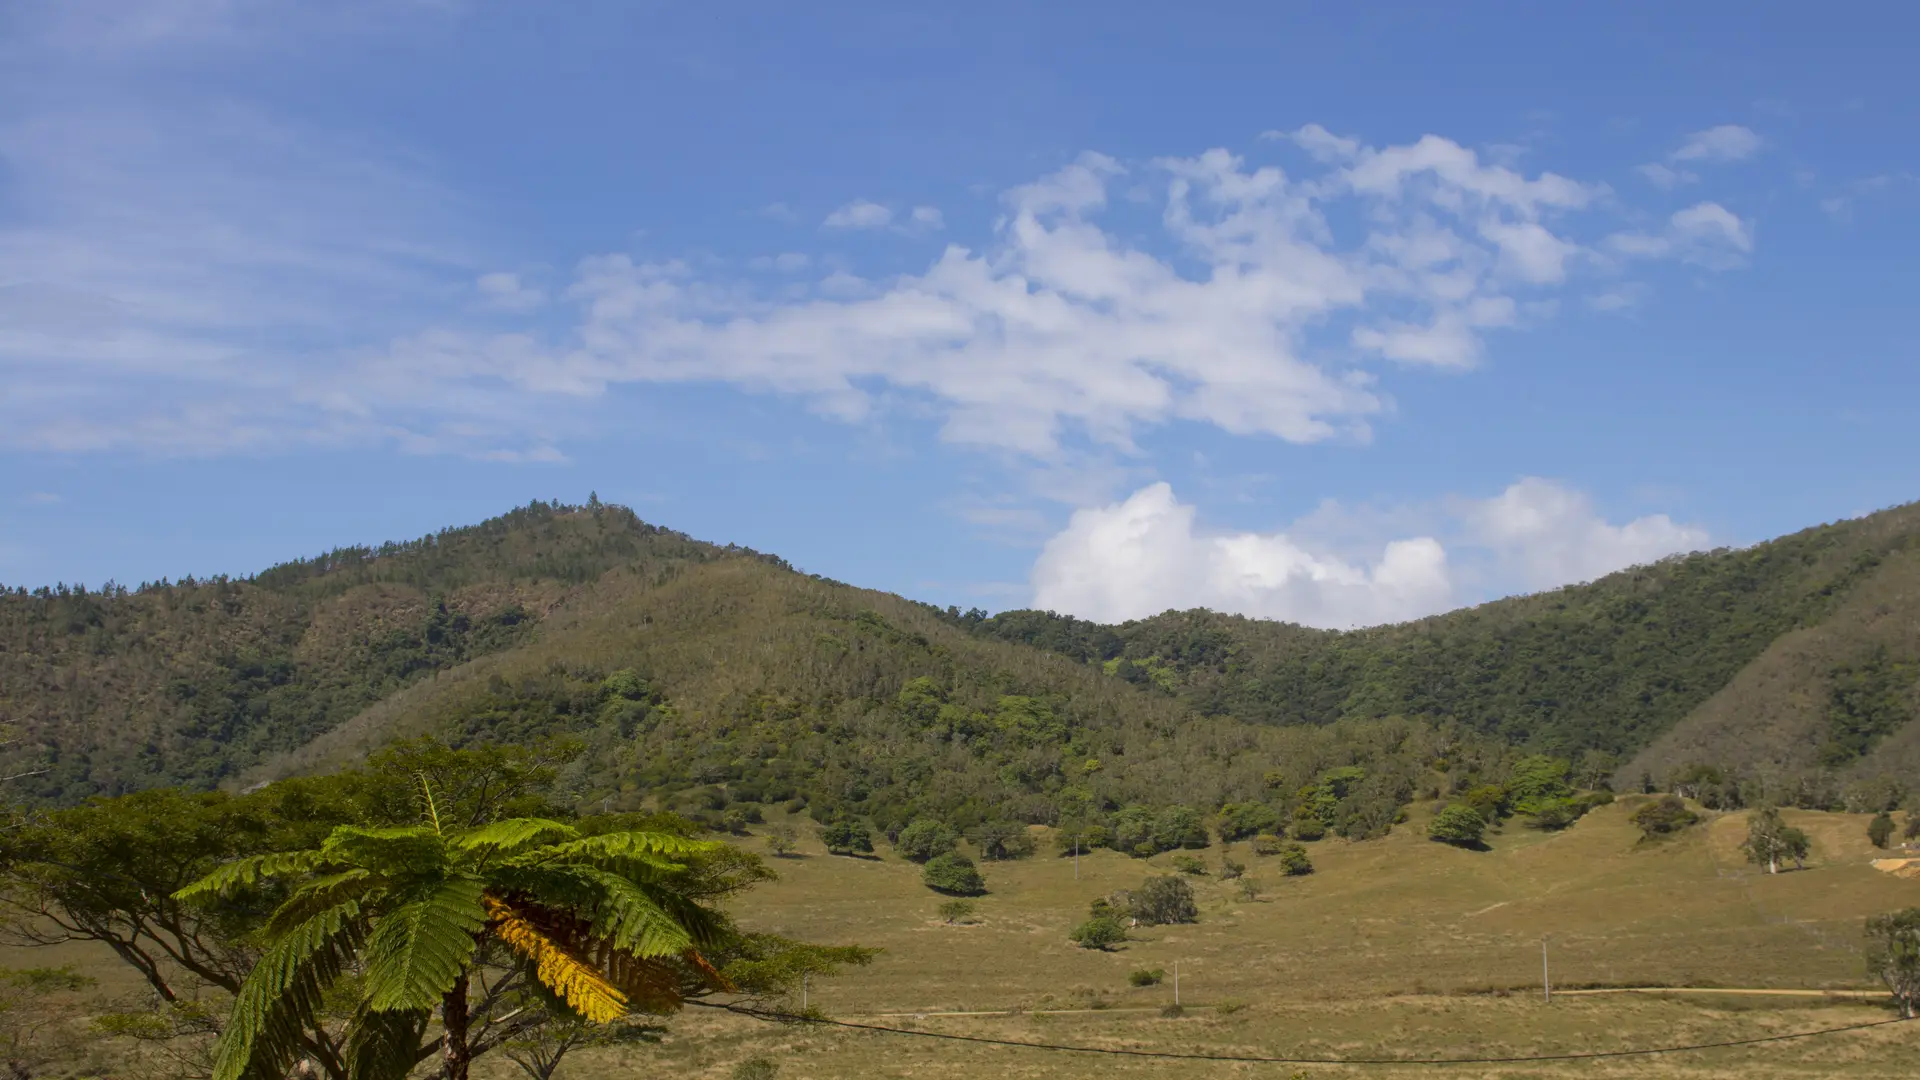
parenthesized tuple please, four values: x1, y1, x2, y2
(441, 977, 471, 1080)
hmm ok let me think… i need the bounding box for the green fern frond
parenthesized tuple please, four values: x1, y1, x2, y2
(525, 831, 717, 868)
(448, 818, 579, 858)
(560, 867, 700, 957)
(361, 877, 487, 1012)
(174, 850, 325, 903)
(264, 869, 378, 939)
(209, 901, 363, 1080)
(320, 826, 447, 875)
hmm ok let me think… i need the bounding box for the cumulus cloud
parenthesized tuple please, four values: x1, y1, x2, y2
(1030, 482, 1454, 627)
(1460, 477, 1709, 591)
(822, 199, 893, 230)
(908, 205, 944, 230)
(747, 252, 811, 272)
(1029, 478, 1708, 628)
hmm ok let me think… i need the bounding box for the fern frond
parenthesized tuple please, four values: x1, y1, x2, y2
(448, 818, 579, 859)
(174, 850, 325, 903)
(264, 869, 377, 939)
(559, 867, 699, 958)
(343, 1003, 429, 1080)
(522, 831, 716, 870)
(319, 826, 447, 876)
(208, 901, 363, 1080)
(487, 896, 628, 1023)
(362, 877, 487, 1012)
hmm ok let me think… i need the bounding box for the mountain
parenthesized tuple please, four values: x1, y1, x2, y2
(3, 497, 1916, 826)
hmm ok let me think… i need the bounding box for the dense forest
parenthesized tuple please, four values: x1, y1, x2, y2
(4, 498, 1917, 836)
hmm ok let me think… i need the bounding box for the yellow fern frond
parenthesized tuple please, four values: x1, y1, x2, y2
(486, 896, 628, 1023)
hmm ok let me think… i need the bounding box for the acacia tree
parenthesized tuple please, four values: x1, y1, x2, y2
(1742, 806, 1811, 874)
(1866, 908, 1920, 1019)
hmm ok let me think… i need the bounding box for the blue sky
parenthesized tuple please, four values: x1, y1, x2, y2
(2, 1, 1916, 627)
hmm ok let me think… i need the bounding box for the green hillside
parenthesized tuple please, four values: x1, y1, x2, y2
(5, 498, 1918, 826)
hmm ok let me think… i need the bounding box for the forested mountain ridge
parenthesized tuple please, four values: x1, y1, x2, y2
(5, 497, 1918, 825)
(0, 500, 774, 799)
(964, 501, 1920, 781)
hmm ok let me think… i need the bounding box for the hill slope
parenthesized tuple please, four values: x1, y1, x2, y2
(5, 498, 1918, 820)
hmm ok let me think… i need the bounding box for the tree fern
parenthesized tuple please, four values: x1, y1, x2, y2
(361, 877, 487, 1012)
(212, 900, 363, 1080)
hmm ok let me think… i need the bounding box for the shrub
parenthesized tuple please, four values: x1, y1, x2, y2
(1220, 857, 1246, 880)
(1526, 798, 1585, 831)
(1630, 795, 1699, 840)
(820, 820, 874, 856)
(1869, 811, 1895, 849)
(1429, 804, 1487, 848)
(721, 806, 760, 835)
(1907, 813, 1920, 842)
(1290, 811, 1328, 842)
(764, 823, 798, 856)
(1235, 876, 1262, 901)
(733, 1056, 779, 1080)
(937, 899, 976, 924)
(896, 819, 958, 863)
(970, 820, 1037, 860)
(1128, 968, 1165, 987)
(1250, 832, 1287, 855)
(1171, 854, 1207, 875)
(1069, 915, 1127, 950)
(1131, 875, 1198, 925)
(1277, 843, 1314, 876)
(923, 852, 987, 896)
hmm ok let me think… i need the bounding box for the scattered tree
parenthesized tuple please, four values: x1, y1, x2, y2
(1130, 875, 1198, 926)
(764, 824, 799, 857)
(1220, 856, 1246, 880)
(895, 820, 958, 863)
(1907, 813, 1920, 843)
(1869, 812, 1895, 849)
(1630, 795, 1699, 840)
(1277, 844, 1314, 876)
(1742, 806, 1811, 874)
(937, 899, 976, 924)
(1128, 968, 1165, 987)
(820, 820, 874, 857)
(1171, 854, 1207, 876)
(1865, 908, 1920, 1019)
(1069, 914, 1127, 950)
(968, 821, 1036, 860)
(1250, 833, 1287, 856)
(1429, 804, 1487, 848)
(922, 853, 987, 896)
(1235, 877, 1262, 901)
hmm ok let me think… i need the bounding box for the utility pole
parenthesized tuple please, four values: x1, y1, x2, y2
(1542, 938, 1550, 1004)
(1173, 961, 1180, 1006)
(1073, 837, 1080, 881)
(802, 974, 809, 1013)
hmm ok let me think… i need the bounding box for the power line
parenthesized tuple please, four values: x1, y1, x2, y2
(690, 1000, 1914, 1066)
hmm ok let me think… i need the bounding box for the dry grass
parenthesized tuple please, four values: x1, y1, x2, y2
(530, 798, 1918, 1079)
(15, 799, 1918, 1078)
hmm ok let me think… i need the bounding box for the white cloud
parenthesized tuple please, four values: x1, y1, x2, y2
(476, 272, 545, 312)
(1460, 477, 1709, 591)
(822, 199, 893, 230)
(1635, 125, 1760, 187)
(1634, 163, 1694, 189)
(1672, 124, 1762, 163)
(0, 78, 1754, 461)
(1605, 201, 1752, 268)
(1027, 478, 1708, 627)
(1030, 482, 1454, 627)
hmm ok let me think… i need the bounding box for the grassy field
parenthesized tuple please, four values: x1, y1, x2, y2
(559, 798, 1918, 1080)
(10, 798, 1917, 1078)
